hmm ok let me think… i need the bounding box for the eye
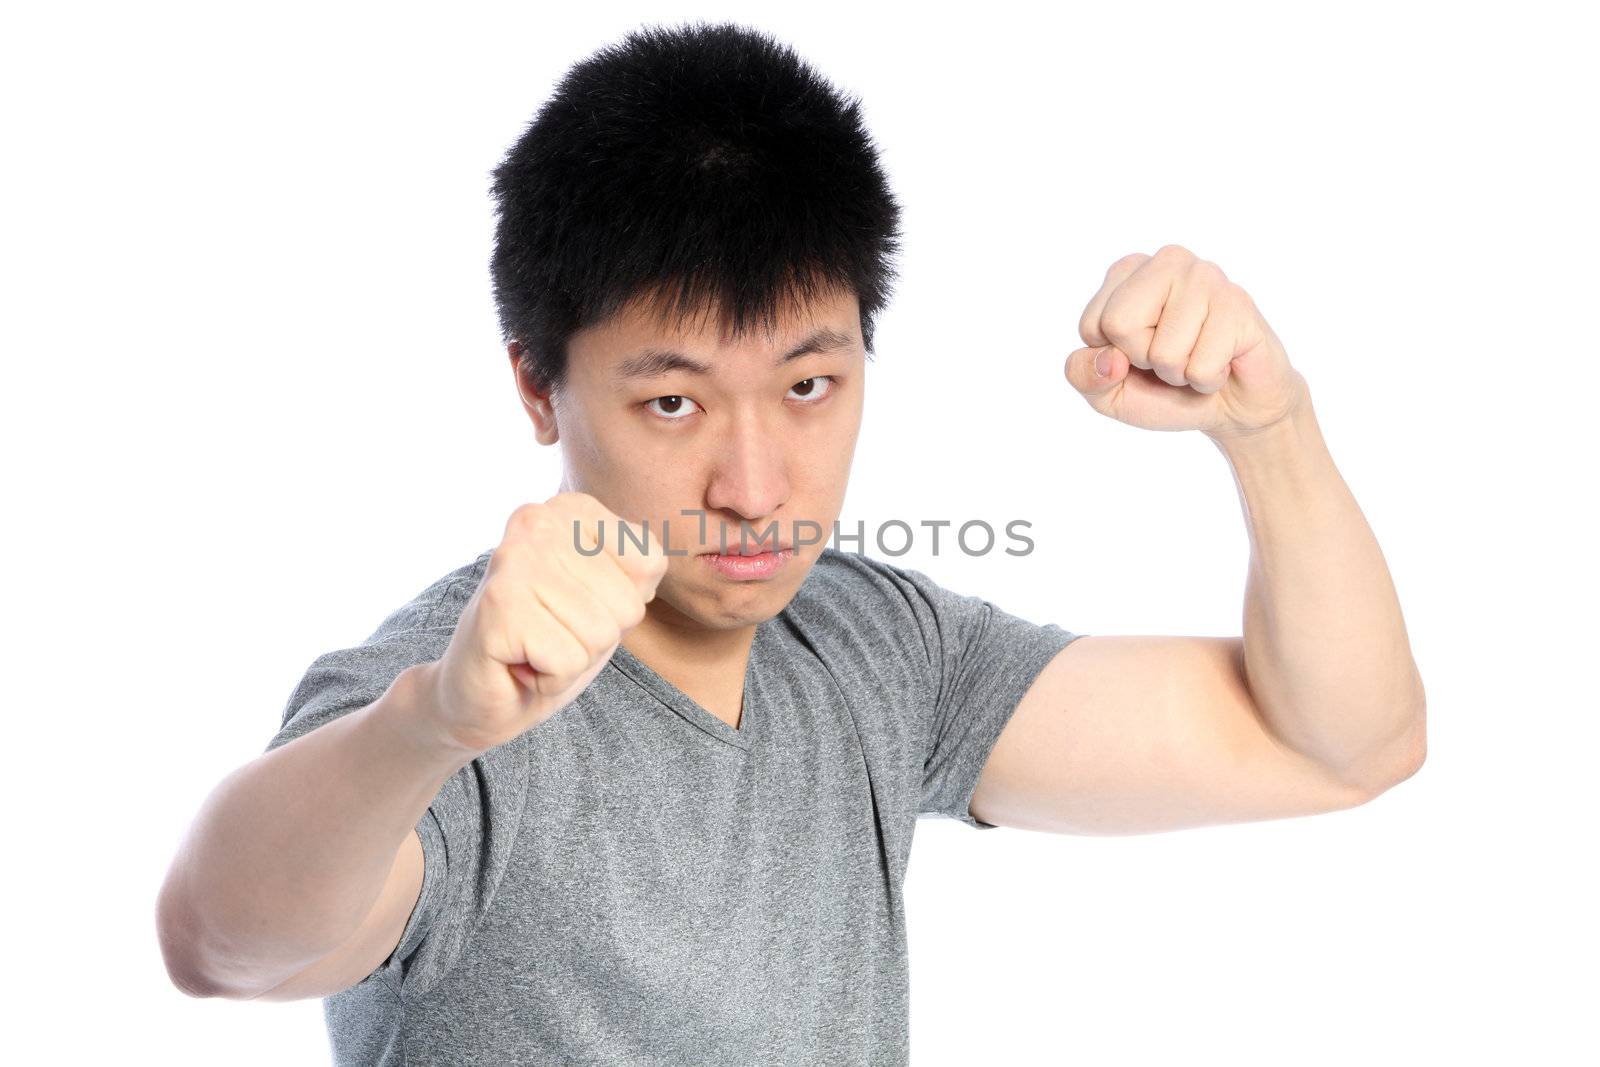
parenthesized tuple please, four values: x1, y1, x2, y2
(787, 375, 836, 403)
(644, 394, 703, 420)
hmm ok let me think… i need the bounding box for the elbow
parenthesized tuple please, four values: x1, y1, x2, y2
(1350, 696, 1428, 798)
(166, 962, 222, 1001)
(1398, 711, 1428, 782)
(1380, 727, 1426, 791)
(1391, 672, 1429, 782)
(156, 872, 243, 1000)
(155, 872, 315, 1002)
(156, 886, 218, 1000)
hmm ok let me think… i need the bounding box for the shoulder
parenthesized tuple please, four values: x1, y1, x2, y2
(267, 548, 495, 753)
(365, 548, 494, 644)
(793, 548, 956, 624)
(780, 549, 943, 669)
(794, 546, 929, 595)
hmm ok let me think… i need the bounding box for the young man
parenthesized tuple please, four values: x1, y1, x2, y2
(156, 20, 1427, 1065)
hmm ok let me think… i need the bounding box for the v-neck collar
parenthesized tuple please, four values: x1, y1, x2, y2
(607, 623, 766, 752)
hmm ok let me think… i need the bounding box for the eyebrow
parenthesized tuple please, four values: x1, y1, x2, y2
(612, 326, 858, 381)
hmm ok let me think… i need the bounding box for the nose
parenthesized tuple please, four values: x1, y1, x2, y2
(703, 407, 790, 527)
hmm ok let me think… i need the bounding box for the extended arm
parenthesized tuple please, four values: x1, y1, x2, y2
(155, 662, 466, 999)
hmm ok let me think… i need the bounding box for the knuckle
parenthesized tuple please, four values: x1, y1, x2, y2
(1213, 284, 1254, 320)
(1154, 243, 1195, 263)
(509, 501, 546, 526)
(554, 647, 589, 680)
(1099, 307, 1135, 338)
(623, 545, 665, 575)
(1078, 304, 1102, 340)
(1190, 259, 1225, 285)
(543, 492, 586, 523)
(477, 575, 510, 615)
(1146, 336, 1183, 366)
(1147, 349, 1184, 373)
(1109, 251, 1148, 273)
(507, 504, 559, 542)
(567, 491, 616, 523)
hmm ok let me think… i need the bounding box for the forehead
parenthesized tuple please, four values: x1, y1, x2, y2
(572, 282, 863, 371)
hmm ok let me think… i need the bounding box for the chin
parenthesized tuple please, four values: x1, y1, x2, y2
(661, 557, 809, 630)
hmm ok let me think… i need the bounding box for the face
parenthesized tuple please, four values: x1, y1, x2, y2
(514, 283, 866, 635)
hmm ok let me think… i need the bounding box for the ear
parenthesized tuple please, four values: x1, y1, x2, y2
(509, 342, 560, 446)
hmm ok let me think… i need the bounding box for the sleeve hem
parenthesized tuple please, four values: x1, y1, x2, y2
(944, 628, 1086, 830)
(375, 806, 447, 997)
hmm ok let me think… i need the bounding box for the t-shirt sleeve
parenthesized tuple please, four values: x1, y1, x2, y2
(262, 553, 528, 999)
(882, 562, 1085, 830)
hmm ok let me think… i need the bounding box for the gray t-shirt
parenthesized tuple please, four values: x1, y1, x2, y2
(265, 546, 1082, 1065)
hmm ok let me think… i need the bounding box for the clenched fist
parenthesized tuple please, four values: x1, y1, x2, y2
(424, 492, 668, 756)
(1064, 244, 1309, 439)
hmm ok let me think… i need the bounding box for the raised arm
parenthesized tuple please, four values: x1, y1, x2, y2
(967, 245, 1425, 835)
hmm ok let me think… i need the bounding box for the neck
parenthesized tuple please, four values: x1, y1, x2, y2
(620, 609, 758, 727)
(620, 608, 758, 678)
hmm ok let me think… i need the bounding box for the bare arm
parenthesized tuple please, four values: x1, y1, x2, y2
(972, 635, 1400, 836)
(156, 660, 471, 1000)
(156, 493, 669, 1000)
(1217, 389, 1426, 790)
(972, 391, 1424, 836)
(247, 827, 427, 1002)
(988, 245, 1427, 835)
(157, 494, 667, 1001)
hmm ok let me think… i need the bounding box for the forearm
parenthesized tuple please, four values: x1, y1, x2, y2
(156, 661, 471, 998)
(1213, 388, 1425, 790)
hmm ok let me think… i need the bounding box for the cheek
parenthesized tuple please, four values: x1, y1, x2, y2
(589, 423, 694, 498)
(809, 403, 862, 477)
(787, 446, 855, 519)
(560, 422, 650, 501)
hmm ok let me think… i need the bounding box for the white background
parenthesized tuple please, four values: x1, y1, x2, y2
(4, 1, 1595, 1063)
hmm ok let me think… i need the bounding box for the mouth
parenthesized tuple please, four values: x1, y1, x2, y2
(696, 542, 795, 557)
(696, 543, 795, 580)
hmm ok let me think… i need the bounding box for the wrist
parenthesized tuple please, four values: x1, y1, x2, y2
(1208, 385, 1343, 520)
(1208, 376, 1319, 466)
(361, 661, 481, 778)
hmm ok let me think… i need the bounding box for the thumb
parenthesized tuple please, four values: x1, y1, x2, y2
(1065, 344, 1126, 400)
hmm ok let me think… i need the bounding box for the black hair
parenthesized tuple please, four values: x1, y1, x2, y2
(489, 20, 903, 395)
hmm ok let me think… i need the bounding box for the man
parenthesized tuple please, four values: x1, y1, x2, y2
(156, 19, 1426, 1065)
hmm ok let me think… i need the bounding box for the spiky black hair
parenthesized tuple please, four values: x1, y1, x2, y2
(489, 20, 904, 394)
